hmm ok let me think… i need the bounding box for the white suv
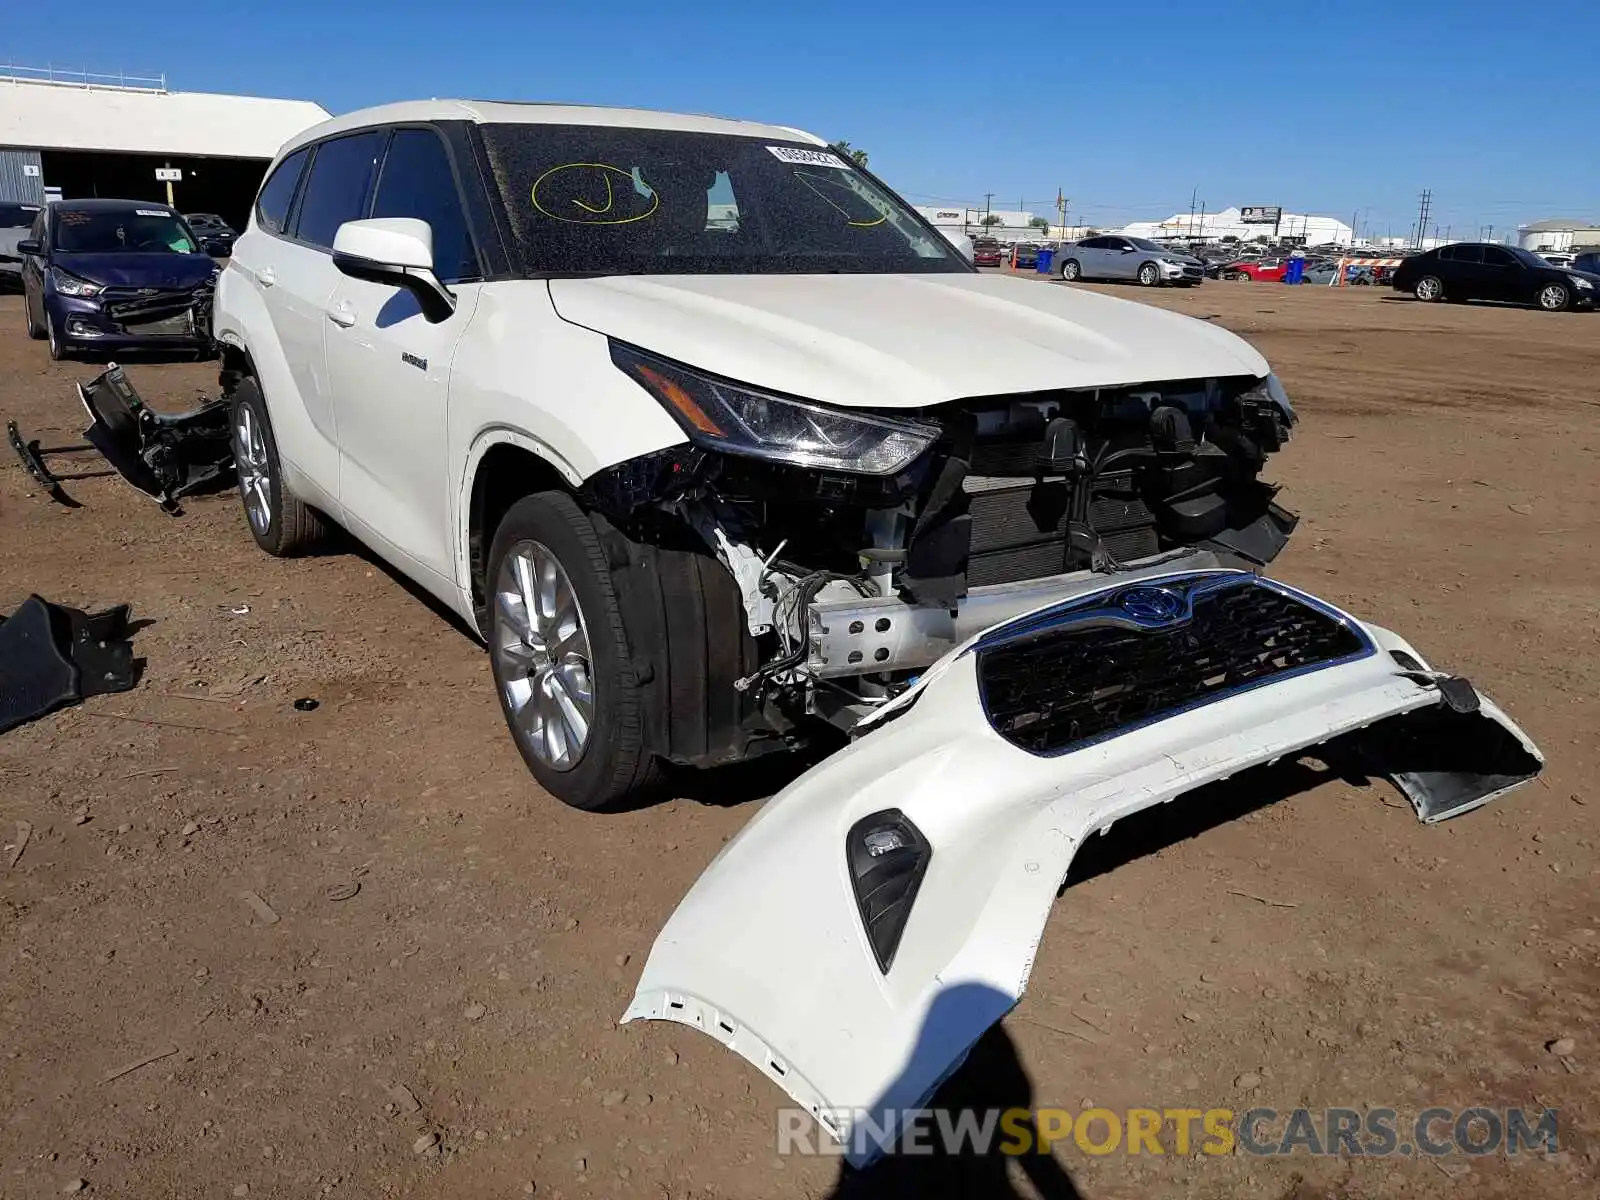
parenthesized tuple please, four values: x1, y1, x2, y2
(212, 104, 1545, 1154)
(214, 100, 1303, 810)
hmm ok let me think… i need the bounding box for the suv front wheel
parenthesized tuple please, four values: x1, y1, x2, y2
(487, 491, 661, 810)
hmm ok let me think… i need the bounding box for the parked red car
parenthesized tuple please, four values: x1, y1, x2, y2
(972, 238, 1003, 267)
(1227, 258, 1286, 282)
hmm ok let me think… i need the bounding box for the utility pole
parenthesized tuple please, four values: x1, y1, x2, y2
(1197, 200, 1206, 243)
(1412, 189, 1432, 249)
(984, 192, 994, 230)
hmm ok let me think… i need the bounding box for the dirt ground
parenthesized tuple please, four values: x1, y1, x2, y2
(1, 277, 1596, 1200)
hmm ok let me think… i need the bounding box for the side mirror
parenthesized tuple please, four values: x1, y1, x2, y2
(16, 239, 41, 256)
(331, 218, 455, 322)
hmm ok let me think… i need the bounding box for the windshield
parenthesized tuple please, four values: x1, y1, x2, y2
(54, 208, 199, 254)
(1127, 237, 1168, 252)
(480, 124, 967, 276)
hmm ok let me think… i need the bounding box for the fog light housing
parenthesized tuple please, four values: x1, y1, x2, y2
(846, 809, 931, 973)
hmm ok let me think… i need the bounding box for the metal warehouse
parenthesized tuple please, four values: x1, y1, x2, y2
(0, 65, 329, 229)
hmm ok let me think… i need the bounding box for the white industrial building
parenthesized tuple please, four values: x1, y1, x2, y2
(915, 205, 1052, 246)
(1517, 218, 1600, 253)
(1123, 206, 1354, 247)
(0, 66, 329, 227)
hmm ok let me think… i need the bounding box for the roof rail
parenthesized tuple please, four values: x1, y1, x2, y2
(0, 62, 167, 93)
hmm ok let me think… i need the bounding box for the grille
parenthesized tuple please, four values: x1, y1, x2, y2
(977, 575, 1370, 756)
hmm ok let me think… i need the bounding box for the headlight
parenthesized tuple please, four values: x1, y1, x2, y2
(50, 267, 104, 298)
(846, 809, 931, 973)
(611, 343, 938, 475)
(1160, 257, 1184, 267)
(1568, 274, 1593, 290)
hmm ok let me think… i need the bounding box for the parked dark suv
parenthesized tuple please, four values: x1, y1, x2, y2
(1391, 242, 1599, 312)
(18, 199, 218, 359)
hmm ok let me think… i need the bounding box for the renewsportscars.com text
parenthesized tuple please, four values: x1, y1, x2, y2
(775, 1105, 1560, 1160)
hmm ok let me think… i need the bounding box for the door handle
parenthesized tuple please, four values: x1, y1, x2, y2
(327, 301, 356, 328)
(257, 266, 276, 288)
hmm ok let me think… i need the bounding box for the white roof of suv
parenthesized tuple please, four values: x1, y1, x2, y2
(282, 100, 825, 156)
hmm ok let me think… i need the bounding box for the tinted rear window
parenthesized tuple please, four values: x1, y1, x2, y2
(257, 147, 310, 236)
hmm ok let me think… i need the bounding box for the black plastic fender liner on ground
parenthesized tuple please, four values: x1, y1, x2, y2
(0, 597, 142, 735)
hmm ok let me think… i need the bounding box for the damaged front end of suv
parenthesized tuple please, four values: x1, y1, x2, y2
(593, 336, 1541, 1170)
(585, 340, 1298, 745)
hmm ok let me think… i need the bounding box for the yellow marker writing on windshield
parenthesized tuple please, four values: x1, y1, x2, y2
(794, 169, 888, 228)
(570, 172, 614, 214)
(531, 163, 660, 226)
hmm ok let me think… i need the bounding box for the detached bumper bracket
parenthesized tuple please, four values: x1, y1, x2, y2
(6, 421, 116, 508)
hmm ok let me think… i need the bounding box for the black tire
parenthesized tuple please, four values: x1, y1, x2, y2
(1413, 275, 1444, 302)
(1137, 262, 1161, 287)
(1060, 258, 1082, 282)
(230, 376, 328, 556)
(46, 312, 67, 360)
(486, 491, 662, 810)
(24, 290, 43, 340)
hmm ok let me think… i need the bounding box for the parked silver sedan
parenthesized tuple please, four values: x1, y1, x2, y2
(1056, 235, 1204, 287)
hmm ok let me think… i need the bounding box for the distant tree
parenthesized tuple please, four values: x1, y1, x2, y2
(1251, 234, 1271, 245)
(829, 140, 869, 168)
(1028, 216, 1050, 231)
(981, 214, 1002, 226)
(1220, 234, 1239, 244)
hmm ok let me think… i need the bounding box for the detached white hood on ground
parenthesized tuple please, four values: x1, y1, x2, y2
(550, 273, 1269, 409)
(623, 570, 1542, 1167)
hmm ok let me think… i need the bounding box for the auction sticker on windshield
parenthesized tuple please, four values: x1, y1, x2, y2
(135, 209, 171, 218)
(767, 146, 849, 168)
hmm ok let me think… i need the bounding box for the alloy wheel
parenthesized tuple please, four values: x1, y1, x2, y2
(494, 540, 595, 771)
(1538, 284, 1568, 311)
(1415, 277, 1441, 301)
(234, 403, 273, 534)
(1139, 264, 1159, 286)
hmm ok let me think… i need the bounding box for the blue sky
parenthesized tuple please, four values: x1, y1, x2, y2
(8, 0, 1597, 236)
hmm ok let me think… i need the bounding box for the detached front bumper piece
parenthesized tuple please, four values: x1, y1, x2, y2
(7, 364, 233, 513)
(623, 569, 1541, 1166)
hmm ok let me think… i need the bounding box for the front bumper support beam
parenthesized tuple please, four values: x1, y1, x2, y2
(806, 549, 1228, 678)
